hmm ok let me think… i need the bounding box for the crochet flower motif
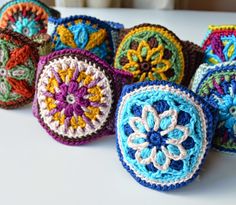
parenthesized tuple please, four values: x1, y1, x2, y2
(122, 40, 171, 82)
(127, 105, 189, 171)
(55, 82, 90, 118)
(205, 35, 236, 65)
(44, 70, 104, 132)
(217, 93, 236, 143)
(14, 17, 40, 37)
(38, 58, 113, 138)
(0, 43, 34, 102)
(55, 24, 108, 60)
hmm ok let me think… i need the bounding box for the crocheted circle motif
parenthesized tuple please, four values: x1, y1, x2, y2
(202, 25, 236, 65)
(116, 81, 214, 191)
(195, 63, 236, 153)
(36, 55, 114, 144)
(0, 29, 38, 108)
(114, 24, 185, 83)
(0, 0, 55, 37)
(50, 16, 115, 64)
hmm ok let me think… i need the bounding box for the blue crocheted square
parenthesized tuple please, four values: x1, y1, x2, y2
(116, 80, 217, 191)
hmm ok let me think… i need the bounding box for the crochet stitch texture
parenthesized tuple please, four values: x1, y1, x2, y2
(49, 15, 123, 64)
(116, 80, 216, 191)
(0, 0, 60, 37)
(114, 24, 204, 86)
(202, 25, 236, 65)
(33, 48, 132, 145)
(193, 61, 236, 153)
(0, 28, 38, 109)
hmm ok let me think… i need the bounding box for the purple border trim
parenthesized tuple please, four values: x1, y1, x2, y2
(33, 48, 133, 145)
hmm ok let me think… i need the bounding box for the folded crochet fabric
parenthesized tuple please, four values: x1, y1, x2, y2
(0, 28, 39, 109)
(33, 48, 132, 145)
(114, 24, 204, 86)
(116, 80, 217, 191)
(48, 15, 124, 64)
(0, 0, 60, 37)
(191, 61, 236, 153)
(202, 25, 236, 65)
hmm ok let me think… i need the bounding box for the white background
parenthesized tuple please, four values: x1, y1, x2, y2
(0, 8, 236, 205)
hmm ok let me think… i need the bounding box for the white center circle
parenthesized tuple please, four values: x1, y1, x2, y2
(66, 94, 76, 104)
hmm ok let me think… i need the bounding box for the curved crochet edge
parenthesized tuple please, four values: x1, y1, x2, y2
(115, 80, 217, 191)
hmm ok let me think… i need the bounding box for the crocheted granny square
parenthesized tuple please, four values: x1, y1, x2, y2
(114, 24, 204, 86)
(116, 80, 216, 191)
(193, 61, 236, 153)
(202, 25, 236, 65)
(0, 0, 60, 37)
(33, 48, 132, 145)
(0, 28, 39, 109)
(48, 15, 124, 64)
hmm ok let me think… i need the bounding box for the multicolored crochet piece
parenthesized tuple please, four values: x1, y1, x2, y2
(0, 0, 60, 37)
(202, 25, 236, 65)
(192, 61, 236, 153)
(48, 15, 124, 64)
(0, 28, 38, 109)
(114, 24, 204, 86)
(32, 33, 52, 56)
(116, 80, 216, 191)
(33, 48, 132, 145)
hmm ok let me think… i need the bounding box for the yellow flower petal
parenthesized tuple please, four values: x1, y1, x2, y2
(149, 45, 164, 64)
(85, 29, 107, 50)
(46, 78, 58, 94)
(123, 62, 139, 71)
(45, 97, 56, 111)
(139, 72, 146, 82)
(137, 41, 151, 60)
(58, 68, 74, 82)
(53, 112, 65, 125)
(148, 72, 155, 81)
(127, 49, 142, 63)
(88, 86, 102, 102)
(208, 57, 219, 65)
(152, 59, 171, 73)
(85, 106, 100, 120)
(78, 116, 86, 128)
(159, 72, 168, 80)
(57, 25, 77, 48)
(227, 44, 235, 58)
(77, 71, 92, 85)
(70, 116, 86, 129)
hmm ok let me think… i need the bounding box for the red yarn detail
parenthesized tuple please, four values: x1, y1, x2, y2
(22, 8, 27, 17)
(35, 14, 42, 21)
(202, 30, 236, 50)
(7, 77, 33, 98)
(6, 45, 31, 70)
(40, 29, 47, 33)
(8, 15, 15, 23)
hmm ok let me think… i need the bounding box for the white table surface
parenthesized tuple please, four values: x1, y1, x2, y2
(1, 8, 236, 205)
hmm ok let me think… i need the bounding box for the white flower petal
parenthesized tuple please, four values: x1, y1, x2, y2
(129, 117, 144, 133)
(161, 144, 187, 161)
(152, 149, 171, 171)
(166, 125, 189, 144)
(160, 110, 178, 136)
(135, 147, 156, 165)
(162, 125, 189, 160)
(142, 105, 160, 132)
(127, 132, 148, 150)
